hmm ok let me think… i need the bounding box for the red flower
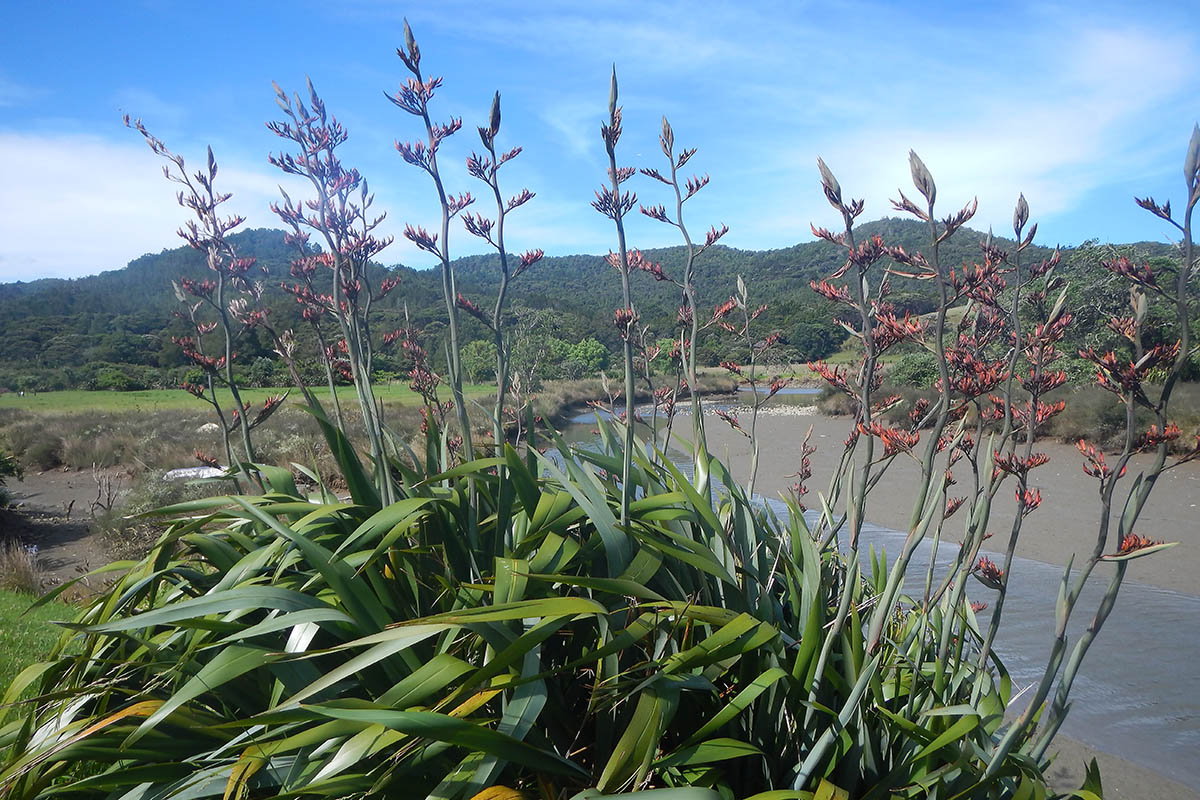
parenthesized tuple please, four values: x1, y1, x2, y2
(974, 557, 1004, 590)
(194, 450, 220, 468)
(858, 421, 919, 457)
(1116, 533, 1164, 555)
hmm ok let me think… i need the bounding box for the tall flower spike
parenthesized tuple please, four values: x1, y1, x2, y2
(402, 18, 420, 71)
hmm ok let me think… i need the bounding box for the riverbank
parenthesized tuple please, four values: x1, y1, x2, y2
(700, 406, 1199, 799)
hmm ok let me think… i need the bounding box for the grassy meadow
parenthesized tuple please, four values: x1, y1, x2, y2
(0, 382, 497, 415)
(0, 589, 72, 694)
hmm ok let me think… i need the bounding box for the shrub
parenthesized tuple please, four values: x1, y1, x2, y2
(887, 351, 940, 386)
(0, 425, 1036, 799)
(22, 436, 63, 471)
(460, 338, 498, 383)
(92, 366, 135, 391)
(790, 320, 845, 360)
(0, 448, 19, 507)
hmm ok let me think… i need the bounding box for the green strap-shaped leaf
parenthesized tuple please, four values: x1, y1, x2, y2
(570, 789, 721, 800)
(84, 586, 337, 633)
(536, 447, 632, 576)
(682, 667, 789, 747)
(911, 713, 980, 762)
(305, 704, 586, 778)
(297, 398, 381, 508)
(597, 684, 680, 792)
(662, 613, 778, 674)
(126, 645, 281, 746)
(654, 737, 762, 768)
(281, 623, 449, 708)
(336, 496, 440, 555)
(230, 497, 392, 633)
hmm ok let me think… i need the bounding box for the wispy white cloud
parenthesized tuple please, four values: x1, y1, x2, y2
(0, 132, 302, 280)
(113, 87, 189, 131)
(740, 22, 1199, 245)
(0, 73, 40, 107)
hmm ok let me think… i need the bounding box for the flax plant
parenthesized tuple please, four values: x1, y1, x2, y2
(267, 79, 397, 504)
(458, 91, 544, 451)
(711, 278, 787, 496)
(9, 37, 1198, 800)
(389, 20, 475, 464)
(125, 118, 270, 481)
(639, 117, 729, 491)
(593, 68, 639, 530)
(993, 127, 1197, 771)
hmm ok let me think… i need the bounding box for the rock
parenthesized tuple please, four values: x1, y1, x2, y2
(197, 422, 220, 434)
(163, 466, 226, 481)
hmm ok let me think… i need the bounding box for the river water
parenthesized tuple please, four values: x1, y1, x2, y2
(559, 405, 1200, 790)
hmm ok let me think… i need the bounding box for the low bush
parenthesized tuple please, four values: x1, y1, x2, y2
(21, 436, 63, 471)
(886, 351, 940, 387)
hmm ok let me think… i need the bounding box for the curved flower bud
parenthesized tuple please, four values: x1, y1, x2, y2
(908, 150, 935, 206)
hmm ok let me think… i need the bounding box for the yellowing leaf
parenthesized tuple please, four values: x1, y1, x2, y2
(469, 787, 525, 800)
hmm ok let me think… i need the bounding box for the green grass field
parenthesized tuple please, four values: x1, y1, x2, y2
(0, 589, 74, 694)
(0, 383, 496, 415)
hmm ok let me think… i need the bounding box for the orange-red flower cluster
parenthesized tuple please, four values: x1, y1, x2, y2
(974, 557, 1004, 590)
(945, 496, 966, 518)
(857, 421, 920, 457)
(1017, 487, 1042, 516)
(1116, 533, 1164, 555)
(1078, 440, 1125, 480)
(1102, 256, 1159, 290)
(194, 450, 220, 468)
(1011, 399, 1066, 429)
(1138, 423, 1182, 450)
(993, 451, 1049, 477)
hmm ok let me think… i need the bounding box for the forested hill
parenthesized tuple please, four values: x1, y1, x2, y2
(0, 219, 1173, 391)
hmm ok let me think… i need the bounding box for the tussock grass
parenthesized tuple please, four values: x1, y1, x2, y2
(0, 540, 42, 594)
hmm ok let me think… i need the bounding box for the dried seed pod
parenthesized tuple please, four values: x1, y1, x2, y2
(608, 65, 618, 120)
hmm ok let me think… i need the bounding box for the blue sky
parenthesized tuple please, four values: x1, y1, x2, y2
(1, 0, 1198, 281)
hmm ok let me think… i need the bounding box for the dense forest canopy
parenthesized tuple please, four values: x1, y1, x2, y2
(0, 219, 1178, 391)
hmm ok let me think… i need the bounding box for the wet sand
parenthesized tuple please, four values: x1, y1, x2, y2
(700, 408, 1200, 799)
